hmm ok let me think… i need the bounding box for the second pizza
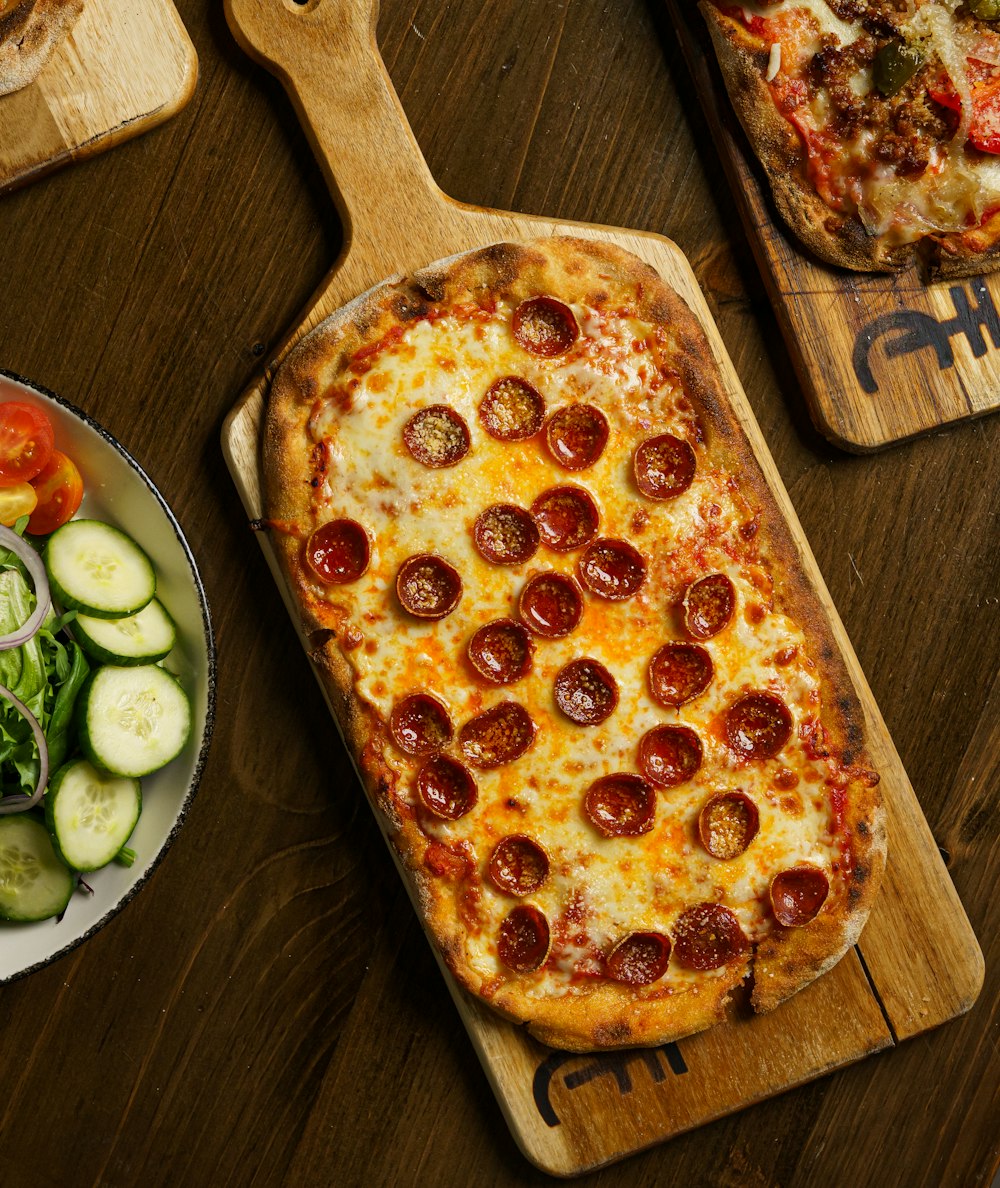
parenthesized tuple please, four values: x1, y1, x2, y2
(699, 0, 1000, 276)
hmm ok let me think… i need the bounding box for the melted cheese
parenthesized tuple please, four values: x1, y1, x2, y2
(306, 304, 846, 998)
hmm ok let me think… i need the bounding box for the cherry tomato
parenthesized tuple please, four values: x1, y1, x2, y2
(0, 402, 54, 486)
(0, 482, 38, 526)
(27, 450, 83, 535)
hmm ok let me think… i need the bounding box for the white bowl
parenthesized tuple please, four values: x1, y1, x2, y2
(0, 370, 215, 984)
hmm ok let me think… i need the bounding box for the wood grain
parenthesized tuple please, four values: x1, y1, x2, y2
(0, 0, 196, 193)
(0, 0, 995, 1184)
(665, 0, 1000, 453)
(219, 0, 980, 1172)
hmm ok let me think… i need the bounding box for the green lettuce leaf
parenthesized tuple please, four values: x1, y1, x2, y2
(0, 564, 89, 799)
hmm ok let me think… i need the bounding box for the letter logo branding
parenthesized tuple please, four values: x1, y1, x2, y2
(852, 279, 1000, 394)
(532, 1044, 688, 1127)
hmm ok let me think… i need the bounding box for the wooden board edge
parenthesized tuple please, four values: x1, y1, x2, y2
(854, 809, 985, 1039)
(511, 1036, 897, 1177)
(445, 941, 897, 1176)
(67, 8, 200, 163)
(0, 0, 199, 197)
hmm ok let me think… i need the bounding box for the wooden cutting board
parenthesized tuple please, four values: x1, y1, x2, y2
(0, 0, 197, 194)
(220, 0, 983, 1174)
(665, 1, 1000, 453)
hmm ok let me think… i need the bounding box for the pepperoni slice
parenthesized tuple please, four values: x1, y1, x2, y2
(479, 376, 545, 441)
(304, 519, 370, 584)
(698, 792, 760, 860)
(512, 296, 579, 357)
(498, 904, 550, 972)
(638, 724, 703, 787)
(545, 404, 610, 471)
(726, 692, 793, 760)
(518, 572, 584, 638)
(554, 658, 619, 725)
(606, 932, 671, 986)
(389, 693, 453, 756)
(648, 642, 713, 708)
(416, 755, 477, 820)
(578, 538, 647, 601)
(459, 701, 536, 768)
(396, 554, 463, 619)
(473, 503, 539, 566)
(402, 404, 471, 467)
(488, 835, 550, 897)
(583, 774, 655, 837)
(683, 573, 736, 639)
(468, 619, 533, 685)
(530, 485, 600, 552)
(770, 866, 830, 927)
(633, 434, 696, 500)
(673, 903, 749, 970)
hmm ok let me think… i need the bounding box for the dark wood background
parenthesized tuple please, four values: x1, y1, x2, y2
(0, 1, 997, 1184)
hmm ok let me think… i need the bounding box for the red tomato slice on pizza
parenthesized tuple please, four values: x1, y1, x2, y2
(929, 60, 1000, 155)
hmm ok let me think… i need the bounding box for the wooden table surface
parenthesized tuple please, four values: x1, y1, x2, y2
(0, 2, 997, 1185)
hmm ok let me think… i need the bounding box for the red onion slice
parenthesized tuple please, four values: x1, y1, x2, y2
(0, 523, 51, 650)
(0, 683, 49, 815)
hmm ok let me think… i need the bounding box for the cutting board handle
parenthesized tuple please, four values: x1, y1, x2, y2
(224, 0, 456, 281)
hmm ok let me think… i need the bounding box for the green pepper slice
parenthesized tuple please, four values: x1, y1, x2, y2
(874, 42, 925, 97)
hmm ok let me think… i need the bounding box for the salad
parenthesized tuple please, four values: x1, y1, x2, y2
(0, 400, 191, 923)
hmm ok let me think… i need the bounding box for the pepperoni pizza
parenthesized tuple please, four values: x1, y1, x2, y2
(262, 237, 886, 1051)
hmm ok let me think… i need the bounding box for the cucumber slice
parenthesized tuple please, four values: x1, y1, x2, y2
(45, 758, 141, 872)
(0, 815, 75, 921)
(45, 520, 155, 620)
(72, 599, 177, 666)
(79, 664, 191, 778)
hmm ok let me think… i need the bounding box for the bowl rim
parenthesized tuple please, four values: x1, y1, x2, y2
(0, 367, 217, 985)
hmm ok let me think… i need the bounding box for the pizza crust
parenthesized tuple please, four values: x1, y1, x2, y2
(0, 0, 84, 97)
(487, 958, 751, 1051)
(928, 206, 1000, 279)
(263, 236, 885, 1051)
